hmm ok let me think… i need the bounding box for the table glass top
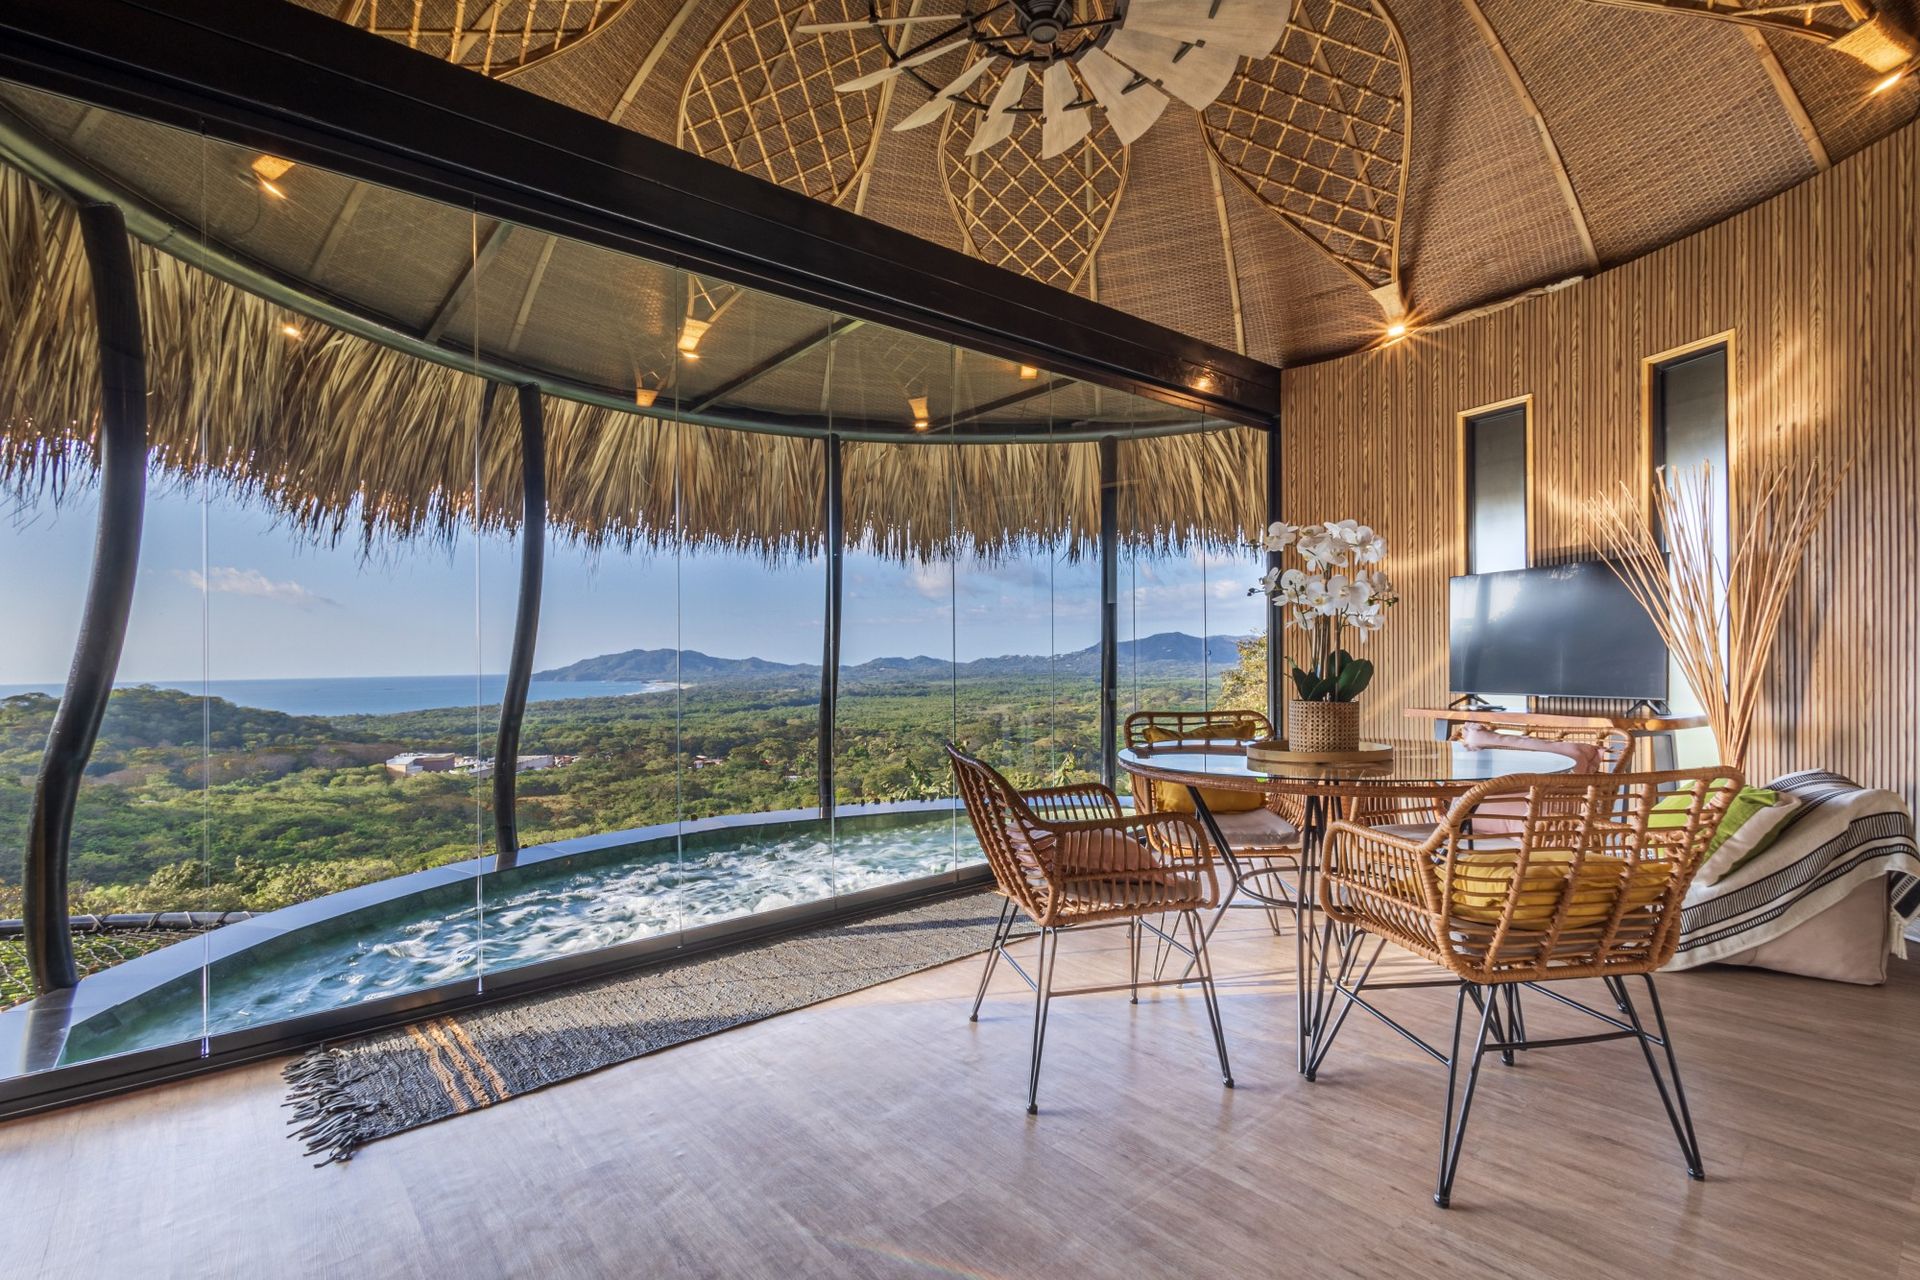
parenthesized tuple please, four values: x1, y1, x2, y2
(1117, 738, 1579, 787)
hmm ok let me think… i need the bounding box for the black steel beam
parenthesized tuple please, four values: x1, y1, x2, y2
(818, 435, 844, 815)
(491, 383, 545, 868)
(1099, 436, 1120, 790)
(0, 0, 1280, 428)
(23, 201, 147, 994)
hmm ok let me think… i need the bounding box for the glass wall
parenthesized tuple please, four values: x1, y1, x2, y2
(0, 77, 1254, 1087)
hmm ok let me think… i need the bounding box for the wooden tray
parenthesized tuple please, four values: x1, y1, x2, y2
(1245, 739, 1396, 768)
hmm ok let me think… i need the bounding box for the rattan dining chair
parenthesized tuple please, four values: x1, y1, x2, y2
(1310, 767, 1740, 1207)
(947, 744, 1233, 1114)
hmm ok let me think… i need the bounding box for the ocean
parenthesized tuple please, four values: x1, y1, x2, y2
(0, 675, 677, 718)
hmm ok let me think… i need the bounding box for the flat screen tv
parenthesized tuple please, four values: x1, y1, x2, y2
(1448, 560, 1668, 700)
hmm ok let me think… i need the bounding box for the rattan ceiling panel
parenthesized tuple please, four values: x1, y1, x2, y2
(1202, 0, 1411, 305)
(938, 63, 1129, 291)
(1094, 112, 1239, 351)
(677, 0, 891, 205)
(1762, 26, 1919, 163)
(1220, 174, 1382, 366)
(1479, 0, 1820, 261)
(337, 0, 632, 78)
(850, 86, 970, 255)
(1384, 0, 1593, 317)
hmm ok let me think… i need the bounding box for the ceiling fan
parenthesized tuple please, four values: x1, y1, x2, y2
(794, 0, 1286, 157)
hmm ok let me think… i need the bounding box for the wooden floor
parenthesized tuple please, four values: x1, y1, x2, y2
(4, 910, 1919, 1279)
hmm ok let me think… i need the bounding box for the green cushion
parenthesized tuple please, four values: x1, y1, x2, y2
(1650, 781, 1784, 869)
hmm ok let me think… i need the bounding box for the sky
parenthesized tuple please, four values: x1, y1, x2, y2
(2, 481, 1266, 683)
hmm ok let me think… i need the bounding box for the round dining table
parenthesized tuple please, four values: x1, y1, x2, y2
(1117, 737, 1578, 1073)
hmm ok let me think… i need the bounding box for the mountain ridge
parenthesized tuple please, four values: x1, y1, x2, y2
(534, 631, 1251, 683)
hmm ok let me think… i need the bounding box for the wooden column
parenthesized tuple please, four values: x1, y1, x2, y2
(24, 202, 147, 994)
(818, 434, 844, 816)
(491, 383, 545, 867)
(1099, 436, 1120, 790)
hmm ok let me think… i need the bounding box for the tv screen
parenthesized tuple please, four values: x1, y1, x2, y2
(1448, 561, 1668, 700)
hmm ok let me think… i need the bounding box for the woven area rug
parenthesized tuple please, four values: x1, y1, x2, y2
(283, 890, 1003, 1164)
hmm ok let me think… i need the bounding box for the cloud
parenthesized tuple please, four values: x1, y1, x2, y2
(175, 566, 339, 608)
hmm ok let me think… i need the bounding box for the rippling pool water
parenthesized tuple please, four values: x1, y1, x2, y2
(68, 809, 981, 1056)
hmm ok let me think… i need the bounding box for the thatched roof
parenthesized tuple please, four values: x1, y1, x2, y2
(0, 166, 1263, 562)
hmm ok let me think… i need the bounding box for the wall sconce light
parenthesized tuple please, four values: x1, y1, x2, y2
(677, 318, 710, 359)
(634, 386, 658, 408)
(909, 395, 930, 431)
(1018, 364, 1039, 380)
(251, 155, 293, 199)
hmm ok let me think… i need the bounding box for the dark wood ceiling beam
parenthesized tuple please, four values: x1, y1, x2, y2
(684, 316, 864, 413)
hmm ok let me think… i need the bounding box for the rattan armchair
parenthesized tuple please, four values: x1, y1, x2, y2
(1311, 767, 1740, 1207)
(948, 744, 1233, 1114)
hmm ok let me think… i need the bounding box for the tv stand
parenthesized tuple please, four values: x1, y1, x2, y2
(1408, 705, 1709, 771)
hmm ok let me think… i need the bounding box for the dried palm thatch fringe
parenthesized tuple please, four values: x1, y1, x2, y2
(0, 167, 1263, 563)
(1590, 460, 1846, 769)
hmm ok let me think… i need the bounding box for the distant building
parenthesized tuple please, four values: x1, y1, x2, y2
(443, 753, 575, 779)
(385, 752, 457, 777)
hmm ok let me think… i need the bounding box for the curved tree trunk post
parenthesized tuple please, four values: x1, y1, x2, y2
(491, 382, 545, 869)
(1098, 435, 1119, 791)
(24, 201, 148, 995)
(818, 433, 844, 817)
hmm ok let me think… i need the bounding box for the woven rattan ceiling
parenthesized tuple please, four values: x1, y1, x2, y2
(939, 64, 1129, 290)
(297, 0, 1920, 363)
(342, 0, 632, 77)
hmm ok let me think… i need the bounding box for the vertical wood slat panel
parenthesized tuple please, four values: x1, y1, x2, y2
(1281, 122, 1920, 809)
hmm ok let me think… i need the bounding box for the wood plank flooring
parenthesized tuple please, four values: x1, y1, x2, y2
(2, 910, 1917, 1278)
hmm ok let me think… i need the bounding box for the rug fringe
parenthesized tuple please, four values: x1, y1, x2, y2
(282, 1046, 377, 1167)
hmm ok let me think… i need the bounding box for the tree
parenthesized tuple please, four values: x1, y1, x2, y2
(1216, 635, 1268, 714)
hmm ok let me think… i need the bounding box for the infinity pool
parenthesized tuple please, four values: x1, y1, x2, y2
(58, 808, 982, 1062)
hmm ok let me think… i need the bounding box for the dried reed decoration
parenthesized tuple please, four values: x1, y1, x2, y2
(939, 64, 1129, 291)
(1589, 461, 1845, 769)
(679, 0, 891, 205)
(1202, 0, 1410, 305)
(347, 0, 633, 79)
(0, 168, 1262, 563)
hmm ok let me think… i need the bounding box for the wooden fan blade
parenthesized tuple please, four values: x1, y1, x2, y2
(1121, 0, 1284, 57)
(894, 56, 997, 130)
(835, 36, 969, 92)
(966, 62, 1028, 154)
(1040, 61, 1092, 158)
(1076, 46, 1168, 145)
(1105, 28, 1238, 110)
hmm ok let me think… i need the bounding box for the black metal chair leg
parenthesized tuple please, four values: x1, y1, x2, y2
(1614, 974, 1706, 1180)
(1026, 927, 1058, 1115)
(1435, 983, 1500, 1208)
(1503, 984, 1527, 1059)
(969, 897, 1014, 1022)
(1468, 984, 1515, 1067)
(1182, 910, 1234, 1089)
(1128, 918, 1141, 1004)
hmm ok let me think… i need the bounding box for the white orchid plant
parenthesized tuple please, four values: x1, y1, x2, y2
(1252, 519, 1400, 703)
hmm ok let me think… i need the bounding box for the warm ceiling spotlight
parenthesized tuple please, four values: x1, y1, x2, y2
(280, 323, 303, 340)
(634, 386, 658, 408)
(1870, 67, 1910, 94)
(251, 155, 294, 198)
(1018, 364, 1039, 381)
(676, 318, 711, 356)
(1385, 320, 1408, 339)
(909, 394, 930, 431)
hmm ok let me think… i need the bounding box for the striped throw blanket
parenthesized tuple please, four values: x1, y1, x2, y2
(1668, 771, 1920, 971)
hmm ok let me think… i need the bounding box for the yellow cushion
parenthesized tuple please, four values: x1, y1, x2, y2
(1446, 849, 1675, 929)
(1140, 722, 1265, 814)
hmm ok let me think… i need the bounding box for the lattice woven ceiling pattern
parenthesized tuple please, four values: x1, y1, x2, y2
(1202, 0, 1410, 300)
(347, 0, 631, 77)
(678, 0, 892, 205)
(939, 64, 1129, 291)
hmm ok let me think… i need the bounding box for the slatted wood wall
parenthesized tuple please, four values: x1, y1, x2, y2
(1281, 119, 1919, 805)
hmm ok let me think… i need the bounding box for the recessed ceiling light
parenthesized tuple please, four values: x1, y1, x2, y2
(1870, 68, 1909, 94)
